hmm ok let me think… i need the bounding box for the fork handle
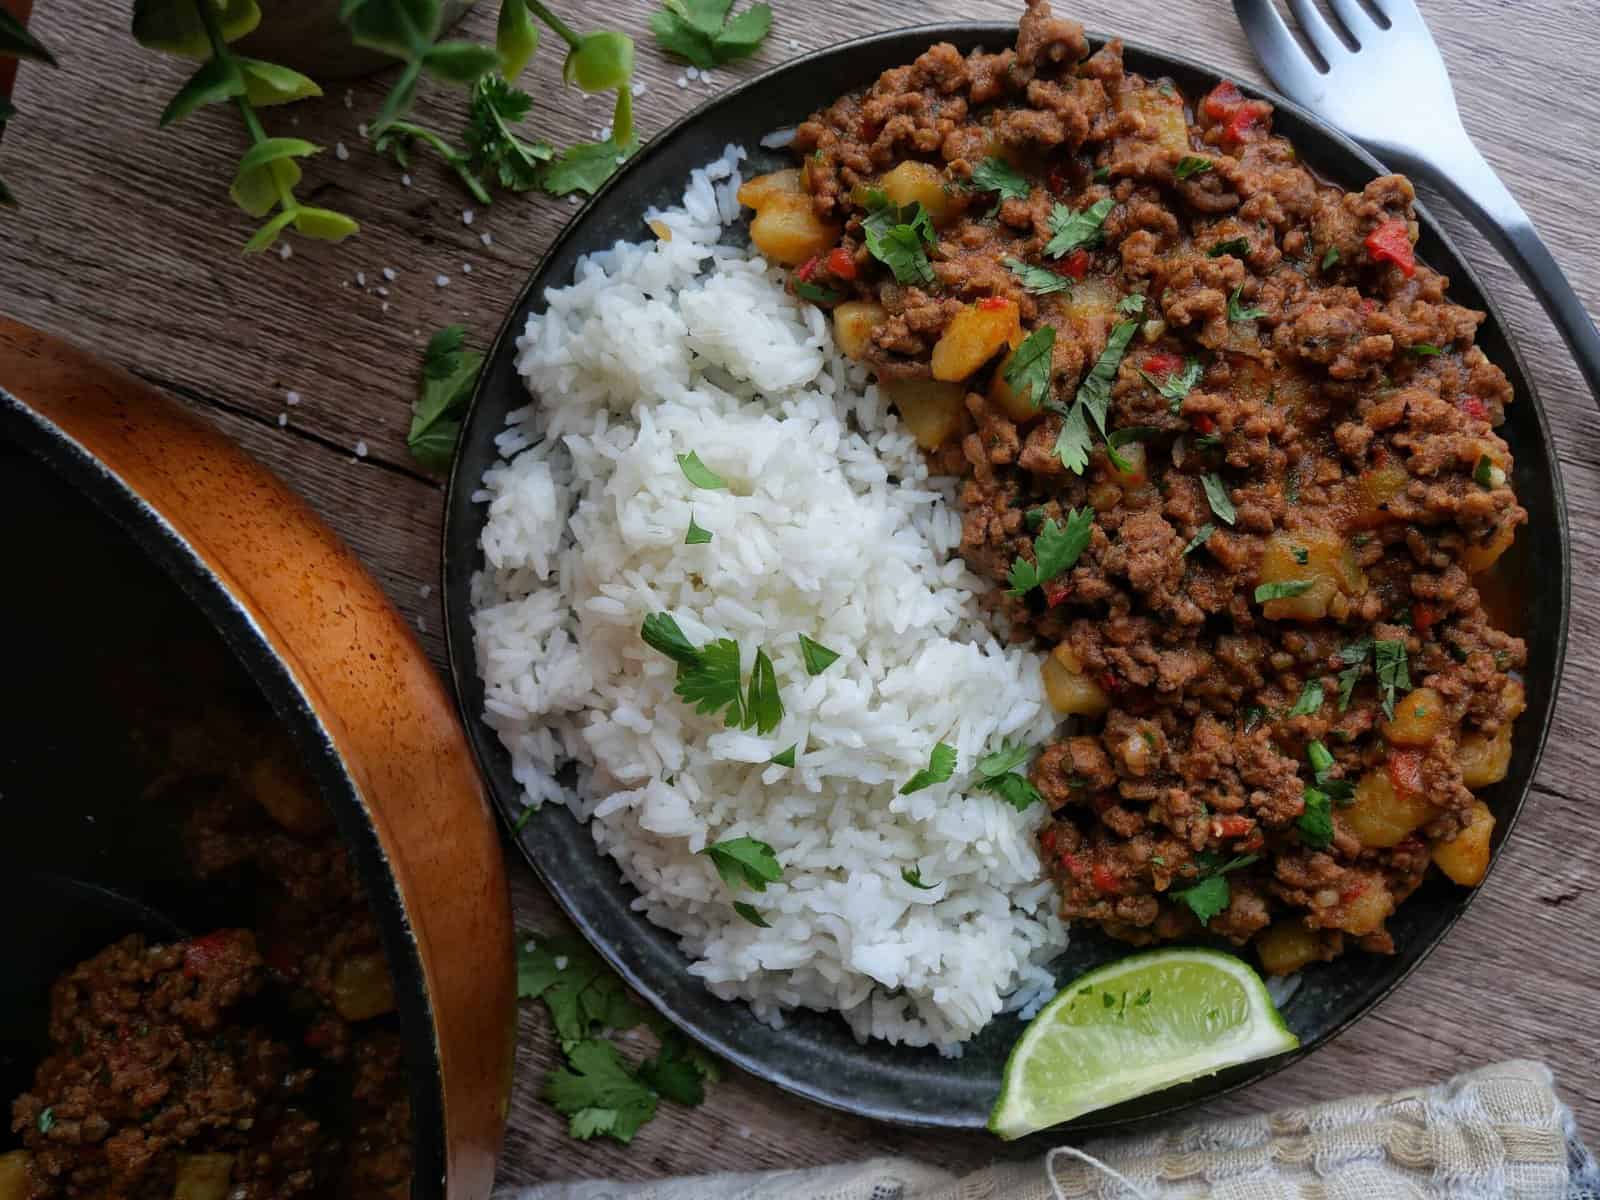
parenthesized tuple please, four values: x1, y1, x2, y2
(1382, 138, 1600, 407)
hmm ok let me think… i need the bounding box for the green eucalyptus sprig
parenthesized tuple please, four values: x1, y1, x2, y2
(133, 0, 358, 253)
(0, 9, 59, 207)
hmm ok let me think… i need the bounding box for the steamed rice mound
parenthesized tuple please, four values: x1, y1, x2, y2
(470, 146, 1067, 1048)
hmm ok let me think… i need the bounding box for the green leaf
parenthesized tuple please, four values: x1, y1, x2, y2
(542, 133, 633, 196)
(900, 741, 957, 795)
(1297, 787, 1333, 848)
(636, 1030, 716, 1106)
(1173, 874, 1230, 925)
(975, 770, 1043, 812)
(132, 0, 261, 58)
(1287, 678, 1324, 717)
(641, 613, 701, 668)
(1207, 236, 1250, 259)
(1004, 325, 1056, 408)
(861, 197, 937, 286)
(425, 39, 500, 84)
(1072, 320, 1138, 439)
(230, 154, 300, 217)
(497, 0, 540, 79)
(237, 58, 323, 106)
(160, 56, 246, 127)
(674, 638, 746, 725)
(976, 739, 1031, 779)
(1409, 342, 1442, 357)
(1116, 292, 1145, 316)
(1044, 196, 1114, 258)
(901, 866, 937, 889)
(1174, 155, 1211, 180)
(648, 7, 716, 70)
(700, 836, 782, 891)
(715, 3, 772, 56)
(1338, 637, 1374, 666)
(1053, 401, 1092, 475)
(466, 74, 554, 192)
(794, 279, 843, 304)
(544, 1040, 657, 1144)
(242, 208, 298, 254)
(650, 0, 771, 68)
(732, 901, 770, 926)
(564, 31, 634, 92)
(35, 1107, 54, 1134)
(970, 156, 1030, 201)
(1374, 639, 1410, 719)
(741, 646, 783, 734)
(1104, 424, 1157, 474)
(1139, 355, 1202, 414)
(685, 514, 713, 545)
(1007, 507, 1094, 597)
(342, 0, 441, 59)
(1201, 473, 1236, 526)
(677, 450, 728, 490)
(1226, 283, 1266, 322)
(407, 324, 483, 471)
(1321, 246, 1340, 270)
(294, 206, 360, 241)
(0, 10, 56, 64)
(1473, 455, 1497, 488)
(797, 633, 840, 676)
(1255, 579, 1313, 602)
(1183, 522, 1214, 557)
(769, 744, 796, 767)
(237, 136, 321, 174)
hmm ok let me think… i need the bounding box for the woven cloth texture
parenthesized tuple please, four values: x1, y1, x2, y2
(501, 1060, 1600, 1200)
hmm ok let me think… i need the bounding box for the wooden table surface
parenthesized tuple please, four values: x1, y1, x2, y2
(5, 0, 1599, 1187)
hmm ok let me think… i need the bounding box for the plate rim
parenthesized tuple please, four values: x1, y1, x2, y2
(442, 20, 1571, 1131)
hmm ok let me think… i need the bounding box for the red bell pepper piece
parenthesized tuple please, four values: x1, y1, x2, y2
(1365, 219, 1416, 278)
(1202, 81, 1244, 121)
(1043, 578, 1072, 608)
(1090, 862, 1121, 895)
(978, 295, 1010, 311)
(1060, 247, 1091, 279)
(1458, 395, 1489, 421)
(1143, 351, 1183, 376)
(1192, 414, 1216, 435)
(1412, 603, 1437, 633)
(796, 255, 820, 282)
(1388, 747, 1426, 796)
(826, 247, 856, 280)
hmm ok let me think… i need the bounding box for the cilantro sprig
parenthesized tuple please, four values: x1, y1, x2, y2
(1226, 284, 1266, 322)
(1045, 196, 1114, 258)
(1173, 853, 1259, 925)
(650, 0, 773, 70)
(900, 742, 957, 794)
(971, 156, 1031, 201)
(1139, 356, 1203, 414)
(1374, 639, 1411, 719)
(1004, 326, 1057, 409)
(1003, 258, 1073, 295)
(1054, 321, 1138, 474)
(862, 195, 937, 285)
(1201, 473, 1237, 525)
(1297, 739, 1353, 849)
(409, 326, 485, 472)
(1007, 508, 1095, 597)
(973, 739, 1043, 811)
(640, 614, 784, 733)
(700, 836, 783, 891)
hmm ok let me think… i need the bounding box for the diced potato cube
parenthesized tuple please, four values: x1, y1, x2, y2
(245, 756, 331, 836)
(879, 160, 965, 226)
(1503, 678, 1526, 720)
(881, 379, 966, 449)
(1256, 920, 1320, 976)
(1116, 84, 1191, 158)
(1431, 798, 1495, 886)
(1356, 463, 1409, 523)
(174, 1154, 235, 1200)
(988, 347, 1042, 424)
(1458, 725, 1513, 788)
(332, 952, 397, 1022)
(1258, 528, 1365, 621)
(1108, 440, 1147, 489)
(748, 195, 839, 266)
(736, 169, 803, 210)
(1334, 879, 1394, 936)
(0, 1153, 33, 1200)
(1043, 644, 1110, 716)
(1462, 522, 1516, 573)
(931, 300, 1021, 382)
(1381, 687, 1446, 747)
(1065, 277, 1120, 325)
(833, 301, 886, 361)
(1342, 769, 1435, 849)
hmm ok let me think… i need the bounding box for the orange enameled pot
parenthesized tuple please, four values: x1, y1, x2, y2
(0, 318, 516, 1199)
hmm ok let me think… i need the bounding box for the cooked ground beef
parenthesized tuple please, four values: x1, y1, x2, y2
(753, 0, 1527, 975)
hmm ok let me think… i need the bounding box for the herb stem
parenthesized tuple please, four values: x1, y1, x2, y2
(195, 0, 295, 215)
(383, 120, 492, 205)
(523, 0, 582, 49)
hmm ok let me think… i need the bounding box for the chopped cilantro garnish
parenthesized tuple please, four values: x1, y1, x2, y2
(1409, 343, 1443, 357)
(1003, 257, 1072, 295)
(900, 742, 957, 794)
(1175, 155, 1212, 180)
(640, 613, 700, 667)
(901, 866, 937, 889)
(36, 1108, 54, 1134)
(1183, 522, 1215, 557)
(1056, 320, 1140, 472)
(700, 836, 783, 891)
(1321, 246, 1340, 270)
(1117, 291, 1146, 316)
(1374, 639, 1411, 719)
(675, 637, 748, 726)
(1297, 787, 1333, 848)
(1242, 704, 1268, 730)
(1173, 852, 1259, 924)
(769, 744, 796, 767)
(1005, 325, 1057, 409)
(732, 901, 769, 927)
(1054, 404, 1093, 475)
(1024, 506, 1047, 531)
(794, 279, 843, 305)
(1473, 455, 1500, 488)
(1255, 579, 1314, 602)
(796, 633, 841, 676)
(1201, 473, 1237, 525)
(640, 616, 783, 733)
(744, 647, 783, 734)
(1092, 165, 1110, 182)
(677, 450, 728, 490)
(1139, 356, 1203, 414)
(1106, 425, 1159, 474)
(1045, 196, 1114, 258)
(974, 739, 1042, 811)
(1287, 678, 1325, 717)
(976, 739, 1032, 778)
(1226, 284, 1266, 322)
(862, 195, 937, 286)
(685, 514, 712, 545)
(970, 156, 1030, 201)
(1291, 546, 1309, 564)
(1207, 236, 1250, 258)
(1007, 507, 1095, 597)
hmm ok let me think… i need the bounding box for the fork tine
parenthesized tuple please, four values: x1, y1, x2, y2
(1286, 0, 1353, 63)
(1367, 0, 1428, 33)
(1325, 0, 1380, 45)
(1232, 0, 1326, 95)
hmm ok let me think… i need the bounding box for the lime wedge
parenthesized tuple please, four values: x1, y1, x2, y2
(988, 947, 1298, 1139)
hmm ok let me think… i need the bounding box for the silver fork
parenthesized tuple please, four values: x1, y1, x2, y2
(1235, 0, 1600, 405)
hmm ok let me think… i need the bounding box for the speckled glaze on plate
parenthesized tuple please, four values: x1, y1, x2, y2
(442, 24, 1569, 1132)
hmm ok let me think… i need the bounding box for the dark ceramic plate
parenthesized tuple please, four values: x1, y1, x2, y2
(443, 24, 1570, 1130)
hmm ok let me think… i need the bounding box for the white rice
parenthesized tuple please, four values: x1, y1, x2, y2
(470, 146, 1068, 1049)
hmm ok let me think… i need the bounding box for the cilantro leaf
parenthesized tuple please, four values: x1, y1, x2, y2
(1226, 284, 1266, 322)
(1045, 196, 1115, 258)
(1207, 236, 1250, 258)
(700, 836, 783, 891)
(976, 739, 1032, 778)
(1374, 639, 1410, 719)
(1174, 874, 1230, 924)
(1054, 402, 1093, 475)
(650, 0, 773, 70)
(1105, 424, 1157, 474)
(1255, 579, 1314, 602)
(1297, 787, 1333, 848)
(1183, 523, 1215, 557)
(901, 866, 937, 889)
(1004, 325, 1056, 409)
(1337, 664, 1364, 712)
(795, 279, 843, 304)
(1139, 356, 1203, 414)
(732, 901, 770, 926)
(678, 450, 728, 489)
(900, 742, 957, 794)
(1339, 637, 1375, 665)
(466, 74, 554, 191)
(636, 1029, 715, 1106)
(1473, 456, 1499, 488)
(1287, 679, 1325, 717)
(516, 935, 648, 1043)
(1175, 155, 1212, 180)
(797, 633, 841, 676)
(1003, 257, 1072, 295)
(1201, 473, 1237, 525)
(409, 325, 484, 472)
(1007, 508, 1095, 597)
(769, 744, 796, 767)
(542, 132, 635, 197)
(1321, 246, 1340, 270)
(1074, 320, 1138, 439)
(976, 770, 1044, 811)
(641, 613, 701, 668)
(675, 638, 746, 725)
(971, 156, 1030, 201)
(544, 1040, 658, 1143)
(741, 646, 783, 734)
(685, 514, 713, 544)
(862, 197, 937, 286)
(1307, 739, 1355, 804)
(1116, 292, 1146, 316)
(1409, 343, 1443, 357)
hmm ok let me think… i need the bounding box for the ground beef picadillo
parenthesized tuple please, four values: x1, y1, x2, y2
(741, 0, 1529, 974)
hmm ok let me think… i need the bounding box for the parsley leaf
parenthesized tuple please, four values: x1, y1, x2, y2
(677, 450, 728, 489)
(544, 1040, 659, 1143)
(1207, 236, 1250, 258)
(542, 131, 637, 197)
(685, 514, 713, 545)
(769, 744, 797, 767)
(700, 836, 783, 891)
(1339, 637, 1375, 665)
(1139, 356, 1203, 414)
(649, 0, 773, 70)
(636, 1029, 719, 1106)
(1374, 639, 1410, 719)
(797, 633, 841, 676)
(1201, 473, 1237, 525)
(1116, 292, 1146, 316)
(1106, 425, 1159, 474)
(1074, 320, 1139, 438)
(1255, 579, 1314, 602)
(640, 613, 701, 668)
(1175, 155, 1212, 180)
(1003, 257, 1072, 295)
(732, 901, 770, 926)
(742, 647, 783, 734)
(900, 742, 957, 794)
(976, 739, 1032, 778)
(977, 771, 1044, 812)
(1307, 739, 1355, 804)
(1321, 246, 1340, 270)
(1297, 787, 1333, 848)
(409, 325, 484, 472)
(971, 156, 1030, 201)
(1046, 197, 1115, 258)
(1409, 343, 1442, 357)
(516, 935, 650, 1044)
(901, 866, 937, 889)
(863, 196, 937, 285)
(1287, 679, 1325, 717)
(1005, 325, 1057, 408)
(675, 638, 746, 725)
(1226, 284, 1266, 322)
(1007, 508, 1095, 597)
(1174, 875, 1231, 924)
(466, 74, 554, 192)
(795, 279, 844, 304)
(1054, 396, 1094, 475)
(1183, 522, 1215, 556)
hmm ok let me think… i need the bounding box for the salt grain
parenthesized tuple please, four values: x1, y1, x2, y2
(376, 286, 389, 297)
(335, 141, 349, 161)
(354, 440, 369, 458)
(480, 232, 493, 247)
(435, 274, 450, 287)
(568, 195, 580, 205)
(686, 66, 699, 79)
(462, 209, 475, 225)
(462, 263, 472, 274)
(419, 584, 433, 599)
(358, 122, 369, 138)
(381, 302, 390, 312)
(277, 413, 288, 427)
(356, 271, 366, 287)
(417, 615, 427, 633)
(285, 390, 301, 406)
(631, 81, 646, 97)
(343, 88, 353, 109)
(676, 76, 688, 88)
(278, 242, 292, 260)
(382, 267, 397, 281)
(402, 173, 413, 187)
